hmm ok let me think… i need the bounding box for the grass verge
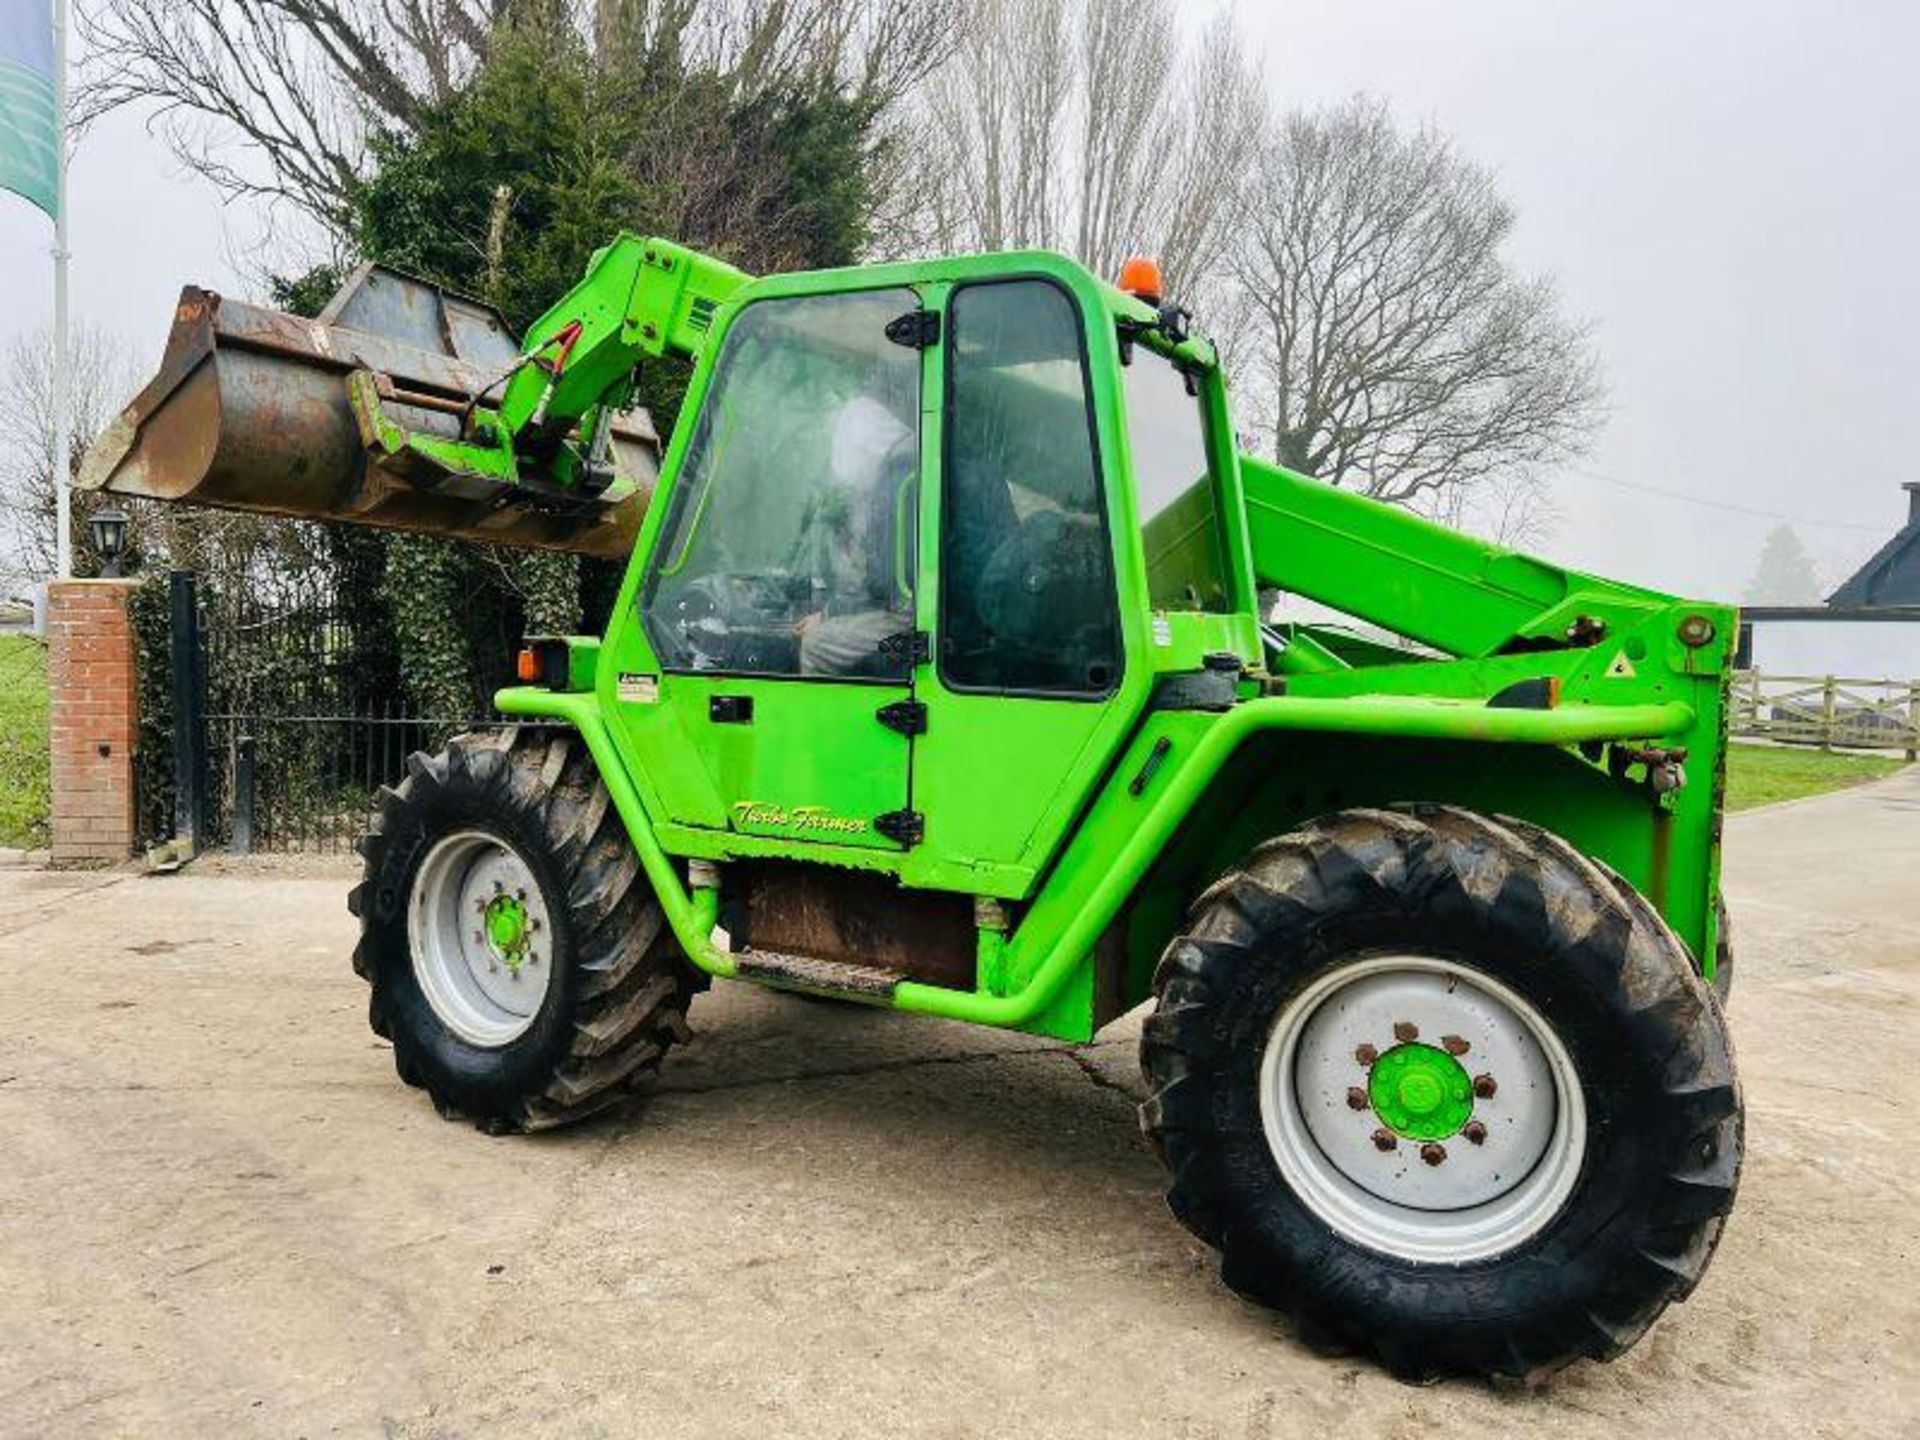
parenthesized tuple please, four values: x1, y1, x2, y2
(0, 635, 50, 849)
(1724, 740, 1910, 812)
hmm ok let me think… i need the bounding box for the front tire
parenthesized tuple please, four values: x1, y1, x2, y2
(1140, 805, 1742, 1382)
(350, 728, 703, 1132)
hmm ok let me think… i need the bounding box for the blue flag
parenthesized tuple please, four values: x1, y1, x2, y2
(0, 0, 57, 219)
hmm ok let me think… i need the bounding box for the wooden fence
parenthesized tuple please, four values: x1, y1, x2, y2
(1729, 671, 1920, 758)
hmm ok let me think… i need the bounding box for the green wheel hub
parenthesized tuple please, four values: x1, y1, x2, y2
(484, 893, 531, 968)
(409, 831, 554, 1048)
(1368, 1042, 1474, 1140)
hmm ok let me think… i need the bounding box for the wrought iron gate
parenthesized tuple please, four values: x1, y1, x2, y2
(152, 570, 510, 855)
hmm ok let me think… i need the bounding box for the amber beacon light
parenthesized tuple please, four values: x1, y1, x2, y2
(1118, 255, 1164, 306)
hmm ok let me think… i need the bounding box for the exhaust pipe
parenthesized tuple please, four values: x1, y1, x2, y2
(77, 265, 659, 559)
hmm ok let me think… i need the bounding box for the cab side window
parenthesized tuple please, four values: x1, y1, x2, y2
(1126, 348, 1232, 612)
(941, 281, 1122, 694)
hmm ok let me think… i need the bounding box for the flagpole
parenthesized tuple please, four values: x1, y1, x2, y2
(51, 0, 71, 580)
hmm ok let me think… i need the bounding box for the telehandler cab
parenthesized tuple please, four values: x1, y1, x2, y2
(85, 237, 1741, 1381)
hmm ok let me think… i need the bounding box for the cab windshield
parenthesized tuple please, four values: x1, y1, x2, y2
(641, 288, 921, 680)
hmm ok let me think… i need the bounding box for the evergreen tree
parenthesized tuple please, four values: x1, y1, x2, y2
(271, 15, 883, 714)
(1743, 525, 1824, 606)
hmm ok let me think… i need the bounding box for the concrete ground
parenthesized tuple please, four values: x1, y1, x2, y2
(3, 773, 1917, 1439)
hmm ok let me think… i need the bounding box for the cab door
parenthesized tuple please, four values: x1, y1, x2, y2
(615, 285, 928, 851)
(909, 276, 1138, 893)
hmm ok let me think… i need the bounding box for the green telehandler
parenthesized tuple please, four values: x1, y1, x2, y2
(84, 236, 1740, 1382)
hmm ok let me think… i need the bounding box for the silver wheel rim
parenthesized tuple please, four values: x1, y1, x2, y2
(1258, 954, 1586, 1264)
(408, 830, 554, 1048)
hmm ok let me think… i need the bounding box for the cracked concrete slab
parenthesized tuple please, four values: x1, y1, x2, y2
(2, 767, 1917, 1436)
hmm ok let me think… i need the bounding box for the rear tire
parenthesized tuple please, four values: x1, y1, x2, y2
(1139, 805, 1742, 1382)
(350, 728, 703, 1132)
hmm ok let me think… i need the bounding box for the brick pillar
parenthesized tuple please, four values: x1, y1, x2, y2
(47, 580, 141, 866)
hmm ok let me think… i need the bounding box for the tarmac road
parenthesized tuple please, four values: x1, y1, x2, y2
(3, 768, 1917, 1437)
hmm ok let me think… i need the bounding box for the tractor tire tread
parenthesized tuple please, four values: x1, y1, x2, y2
(1139, 803, 1742, 1383)
(353, 727, 703, 1133)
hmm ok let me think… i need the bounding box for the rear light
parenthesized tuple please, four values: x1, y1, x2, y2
(516, 641, 571, 689)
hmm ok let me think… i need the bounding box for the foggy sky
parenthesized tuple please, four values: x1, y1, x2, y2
(1233, 1, 1920, 672)
(2, 1, 1916, 670)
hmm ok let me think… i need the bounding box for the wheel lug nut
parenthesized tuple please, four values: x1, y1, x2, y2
(1440, 1034, 1470, 1056)
(472, 930, 484, 944)
(1355, 1043, 1379, 1066)
(1420, 1142, 1447, 1166)
(1463, 1120, 1488, 1145)
(515, 888, 527, 901)
(1346, 1086, 1369, 1111)
(1392, 1020, 1419, 1043)
(1472, 1073, 1498, 1099)
(1371, 1128, 1397, 1152)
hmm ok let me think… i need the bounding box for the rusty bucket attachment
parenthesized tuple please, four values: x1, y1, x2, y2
(76, 265, 659, 559)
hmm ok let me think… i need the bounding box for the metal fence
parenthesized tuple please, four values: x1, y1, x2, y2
(1729, 670, 1920, 758)
(153, 571, 514, 855)
(206, 707, 460, 857)
(200, 592, 449, 854)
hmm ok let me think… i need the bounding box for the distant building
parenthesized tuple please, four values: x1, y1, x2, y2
(1738, 484, 1920, 677)
(1827, 482, 1920, 607)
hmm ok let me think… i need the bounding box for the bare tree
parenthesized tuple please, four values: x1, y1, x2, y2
(1229, 97, 1603, 528)
(79, 1, 482, 229)
(80, 0, 959, 237)
(0, 328, 297, 590)
(0, 326, 137, 586)
(909, 1, 1264, 296)
(1426, 470, 1557, 550)
(608, 1, 958, 275)
(662, 0, 957, 109)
